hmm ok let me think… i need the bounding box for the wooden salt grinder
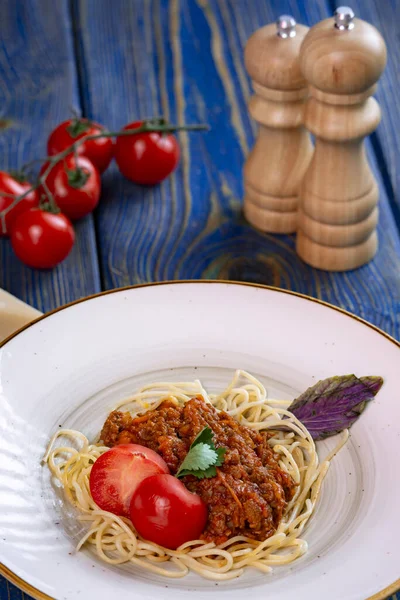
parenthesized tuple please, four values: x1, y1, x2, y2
(243, 16, 313, 234)
(296, 7, 387, 271)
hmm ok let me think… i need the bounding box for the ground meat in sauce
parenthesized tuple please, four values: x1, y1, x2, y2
(100, 397, 296, 544)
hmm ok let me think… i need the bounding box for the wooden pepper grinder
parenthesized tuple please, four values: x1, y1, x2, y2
(243, 16, 313, 233)
(296, 7, 387, 271)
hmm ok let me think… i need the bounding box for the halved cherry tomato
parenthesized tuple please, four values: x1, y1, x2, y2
(0, 171, 39, 236)
(130, 473, 207, 549)
(115, 121, 180, 185)
(39, 156, 100, 221)
(89, 444, 169, 517)
(10, 208, 75, 269)
(47, 118, 114, 174)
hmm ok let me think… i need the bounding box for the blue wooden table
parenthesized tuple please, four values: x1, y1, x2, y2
(0, 1, 399, 599)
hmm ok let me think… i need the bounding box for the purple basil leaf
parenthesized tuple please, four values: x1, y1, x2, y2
(359, 376, 384, 397)
(288, 375, 383, 441)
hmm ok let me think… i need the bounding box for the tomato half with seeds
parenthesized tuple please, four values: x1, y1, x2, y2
(0, 171, 39, 236)
(115, 121, 180, 185)
(89, 444, 169, 517)
(47, 118, 114, 174)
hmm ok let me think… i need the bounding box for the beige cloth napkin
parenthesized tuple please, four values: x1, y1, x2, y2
(0, 289, 42, 343)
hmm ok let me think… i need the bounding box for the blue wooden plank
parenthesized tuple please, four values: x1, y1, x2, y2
(0, 0, 100, 312)
(71, 0, 400, 341)
(0, 3, 100, 598)
(0, 577, 25, 600)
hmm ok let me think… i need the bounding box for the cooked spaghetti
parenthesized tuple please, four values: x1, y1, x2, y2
(43, 370, 348, 580)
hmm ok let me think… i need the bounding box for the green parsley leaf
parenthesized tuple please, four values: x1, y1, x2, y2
(176, 426, 226, 480)
(191, 427, 214, 448)
(179, 465, 217, 479)
(178, 443, 217, 473)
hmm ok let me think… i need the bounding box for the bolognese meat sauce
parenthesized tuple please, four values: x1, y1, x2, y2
(100, 396, 296, 544)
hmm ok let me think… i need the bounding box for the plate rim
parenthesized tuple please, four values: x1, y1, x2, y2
(1, 279, 399, 600)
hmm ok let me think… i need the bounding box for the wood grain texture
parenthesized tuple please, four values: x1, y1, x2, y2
(0, 0, 100, 312)
(0, 577, 26, 600)
(72, 0, 400, 340)
(329, 0, 400, 228)
(297, 14, 386, 271)
(243, 22, 313, 233)
(296, 5, 393, 271)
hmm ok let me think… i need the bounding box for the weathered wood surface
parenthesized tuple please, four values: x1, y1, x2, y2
(0, 0, 100, 311)
(0, 2, 399, 597)
(74, 0, 400, 338)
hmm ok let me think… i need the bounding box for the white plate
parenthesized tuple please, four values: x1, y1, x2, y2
(0, 281, 399, 600)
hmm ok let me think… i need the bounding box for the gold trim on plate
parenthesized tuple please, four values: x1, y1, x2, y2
(1, 280, 399, 600)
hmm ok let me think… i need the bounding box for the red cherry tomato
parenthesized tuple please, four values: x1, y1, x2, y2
(115, 121, 180, 185)
(39, 156, 101, 221)
(89, 444, 169, 517)
(0, 171, 39, 236)
(130, 473, 207, 549)
(11, 208, 75, 269)
(47, 118, 114, 174)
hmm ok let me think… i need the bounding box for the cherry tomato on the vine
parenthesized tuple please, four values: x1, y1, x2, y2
(115, 121, 180, 185)
(39, 156, 101, 221)
(89, 444, 170, 517)
(11, 208, 75, 269)
(0, 171, 39, 236)
(47, 118, 114, 174)
(130, 473, 208, 549)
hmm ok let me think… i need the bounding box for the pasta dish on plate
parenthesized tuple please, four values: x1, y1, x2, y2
(43, 369, 380, 580)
